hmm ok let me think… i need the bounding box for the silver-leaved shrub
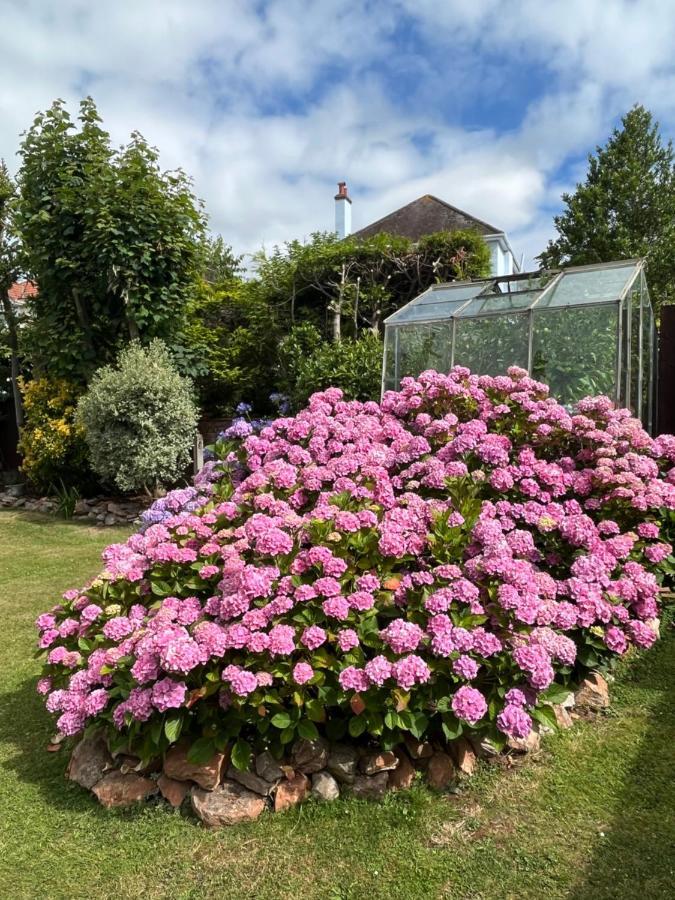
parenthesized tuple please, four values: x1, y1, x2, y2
(77, 340, 198, 493)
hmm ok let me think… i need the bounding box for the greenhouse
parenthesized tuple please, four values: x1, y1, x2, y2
(382, 259, 656, 430)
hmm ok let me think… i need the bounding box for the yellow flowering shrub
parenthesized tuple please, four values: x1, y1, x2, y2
(18, 377, 92, 491)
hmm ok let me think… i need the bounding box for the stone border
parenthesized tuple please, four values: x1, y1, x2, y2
(0, 490, 146, 526)
(62, 674, 609, 827)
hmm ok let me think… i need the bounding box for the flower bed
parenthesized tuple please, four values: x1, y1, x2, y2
(35, 367, 675, 822)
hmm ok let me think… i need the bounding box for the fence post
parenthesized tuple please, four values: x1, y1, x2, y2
(657, 306, 675, 435)
(193, 432, 204, 475)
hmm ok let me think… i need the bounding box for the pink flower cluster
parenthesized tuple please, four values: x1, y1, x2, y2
(36, 367, 674, 754)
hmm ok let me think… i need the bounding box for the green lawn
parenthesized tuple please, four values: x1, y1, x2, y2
(1, 510, 674, 900)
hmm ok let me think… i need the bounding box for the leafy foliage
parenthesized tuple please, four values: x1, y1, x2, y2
(539, 105, 675, 310)
(18, 377, 92, 491)
(0, 162, 24, 427)
(288, 330, 383, 408)
(182, 279, 281, 415)
(76, 340, 198, 493)
(14, 98, 206, 382)
(254, 229, 491, 341)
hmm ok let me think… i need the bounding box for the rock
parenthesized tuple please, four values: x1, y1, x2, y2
(6, 483, 25, 497)
(311, 771, 340, 801)
(192, 781, 265, 827)
(74, 499, 89, 516)
(450, 737, 477, 777)
(469, 736, 500, 759)
(291, 737, 329, 774)
(274, 772, 310, 811)
(92, 771, 156, 807)
(404, 734, 434, 759)
(560, 691, 576, 710)
(163, 742, 227, 790)
(66, 733, 113, 789)
(645, 617, 661, 640)
(158, 773, 190, 807)
(227, 765, 274, 796)
(359, 749, 399, 775)
(116, 754, 161, 776)
(507, 728, 541, 754)
(575, 673, 610, 710)
(426, 751, 455, 789)
(255, 750, 284, 783)
(326, 744, 359, 784)
(553, 704, 574, 730)
(387, 749, 415, 791)
(351, 772, 389, 800)
(104, 514, 117, 526)
(107, 501, 126, 516)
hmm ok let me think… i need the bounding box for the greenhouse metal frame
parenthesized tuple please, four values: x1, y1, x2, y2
(382, 259, 656, 431)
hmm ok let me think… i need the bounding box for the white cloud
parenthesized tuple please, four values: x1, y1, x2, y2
(1, 0, 675, 268)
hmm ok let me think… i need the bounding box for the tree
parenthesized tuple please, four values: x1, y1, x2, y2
(182, 278, 280, 415)
(202, 235, 243, 285)
(0, 162, 23, 429)
(253, 228, 491, 342)
(14, 98, 207, 382)
(539, 105, 675, 309)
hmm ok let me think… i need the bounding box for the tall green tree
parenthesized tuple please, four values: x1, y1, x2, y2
(0, 162, 23, 428)
(539, 105, 675, 309)
(202, 235, 243, 286)
(14, 97, 207, 382)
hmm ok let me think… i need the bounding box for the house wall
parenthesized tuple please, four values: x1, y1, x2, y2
(486, 237, 516, 276)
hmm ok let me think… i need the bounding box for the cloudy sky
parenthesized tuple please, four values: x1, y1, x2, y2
(2, 0, 675, 266)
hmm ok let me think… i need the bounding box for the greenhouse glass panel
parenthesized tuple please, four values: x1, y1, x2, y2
(386, 283, 484, 325)
(641, 276, 654, 431)
(452, 313, 529, 375)
(619, 289, 631, 408)
(397, 322, 452, 383)
(382, 327, 398, 393)
(531, 305, 618, 405)
(456, 291, 539, 317)
(382, 260, 656, 432)
(535, 262, 637, 308)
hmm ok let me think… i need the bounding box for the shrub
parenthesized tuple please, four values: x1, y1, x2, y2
(77, 340, 198, 494)
(36, 368, 674, 767)
(18, 377, 92, 491)
(288, 330, 383, 409)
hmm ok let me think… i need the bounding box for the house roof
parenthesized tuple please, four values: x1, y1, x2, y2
(7, 281, 38, 303)
(353, 194, 502, 241)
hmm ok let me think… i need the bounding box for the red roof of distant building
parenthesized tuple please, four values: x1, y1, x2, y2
(7, 281, 38, 303)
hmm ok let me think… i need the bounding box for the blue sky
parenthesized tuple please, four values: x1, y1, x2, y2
(2, 0, 675, 266)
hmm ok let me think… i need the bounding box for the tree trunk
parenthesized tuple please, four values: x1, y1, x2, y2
(72, 286, 97, 359)
(328, 263, 348, 343)
(0, 291, 23, 429)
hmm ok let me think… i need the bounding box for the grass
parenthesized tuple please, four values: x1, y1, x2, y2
(0, 509, 674, 900)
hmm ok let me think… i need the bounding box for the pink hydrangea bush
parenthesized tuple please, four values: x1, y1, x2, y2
(35, 368, 675, 766)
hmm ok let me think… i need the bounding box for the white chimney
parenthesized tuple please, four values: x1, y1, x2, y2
(334, 181, 352, 238)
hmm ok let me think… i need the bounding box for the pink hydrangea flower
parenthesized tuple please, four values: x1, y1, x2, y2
(151, 678, 187, 712)
(301, 625, 327, 650)
(337, 629, 360, 652)
(452, 685, 487, 725)
(339, 666, 369, 692)
(497, 704, 532, 739)
(292, 662, 314, 685)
